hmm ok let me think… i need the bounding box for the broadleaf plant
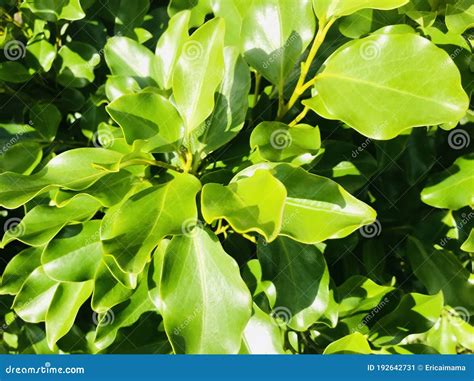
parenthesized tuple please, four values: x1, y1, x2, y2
(0, 0, 472, 355)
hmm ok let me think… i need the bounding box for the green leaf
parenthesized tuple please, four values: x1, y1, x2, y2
(369, 292, 444, 346)
(461, 229, 474, 252)
(111, 0, 150, 37)
(148, 240, 167, 312)
(104, 36, 160, 87)
(30, 103, 61, 142)
(0, 62, 32, 83)
(250, 122, 321, 165)
(46, 281, 93, 349)
(240, 304, 286, 354)
(236, 164, 376, 243)
(337, 275, 394, 318)
(1, 195, 101, 248)
(105, 76, 141, 101)
(53, 171, 137, 208)
(155, 10, 190, 89)
(94, 270, 155, 350)
(323, 332, 372, 354)
(201, 169, 287, 242)
(173, 18, 225, 133)
(160, 227, 252, 354)
(304, 34, 469, 139)
(241, 0, 315, 87)
(106, 91, 185, 153)
(13, 267, 58, 323)
(92, 261, 133, 314)
(42, 221, 103, 282)
(314, 0, 408, 21)
(445, 0, 474, 34)
(421, 155, 474, 210)
(310, 140, 378, 193)
(258, 237, 330, 331)
(0, 247, 42, 295)
(0, 148, 122, 209)
(101, 173, 201, 274)
(26, 39, 56, 72)
(23, 0, 85, 22)
(192, 46, 251, 155)
(57, 42, 100, 88)
(406, 237, 474, 314)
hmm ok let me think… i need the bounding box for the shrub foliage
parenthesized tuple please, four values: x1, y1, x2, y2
(0, 0, 472, 354)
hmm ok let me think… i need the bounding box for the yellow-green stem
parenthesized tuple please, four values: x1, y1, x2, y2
(289, 106, 310, 127)
(284, 18, 335, 115)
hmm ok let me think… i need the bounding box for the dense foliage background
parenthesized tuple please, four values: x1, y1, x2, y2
(0, 0, 472, 354)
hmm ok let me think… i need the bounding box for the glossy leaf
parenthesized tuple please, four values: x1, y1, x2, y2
(0, 247, 42, 295)
(235, 163, 376, 243)
(445, 0, 474, 34)
(104, 37, 160, 86)
(13, 267, 58, 323)
(155, 10, 190, 89)
(160, 227, 252, 354)
(1, 195, 101, 248)
(46, 281, 93, 349)
(42, 221, 103, 282)
(323, 332, 372, 354)
(250, 122, 321, 165)
(106, 91, 184, 153)
(94, 270, 155, 350)
(313, 0, 408, 22)
(201, 169, 287, 242)
(421, 155, 474, 210)
(240, 304, 286, 354)
(258, 237, 330, 331)
(407, 237, 474, 314)
(193, 46, 251, 155)
(0, 148, 122, 209)
(369, 292, 444, 346)
(101, 173, 201, 273)
(241, 0, 315, 87)
(173, 18, 225, 134)
(24, 0, 85, 22)
(57, 42, 100, 88)
(305, 34, 469, 139)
